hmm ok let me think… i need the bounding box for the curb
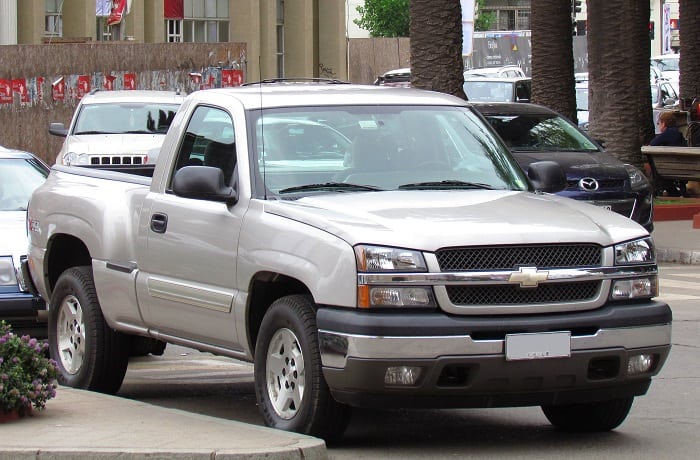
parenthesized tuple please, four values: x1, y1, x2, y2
(656, 247, 700, 265)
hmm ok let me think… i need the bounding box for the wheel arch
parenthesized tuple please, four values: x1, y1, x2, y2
(46, 234, 91, 296)
(246, 271, 312, 354)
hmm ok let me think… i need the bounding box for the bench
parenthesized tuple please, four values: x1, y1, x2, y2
(642, 145, 700, 196)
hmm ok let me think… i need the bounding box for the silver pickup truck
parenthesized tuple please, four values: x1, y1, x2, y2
(26, 83, 671, 441)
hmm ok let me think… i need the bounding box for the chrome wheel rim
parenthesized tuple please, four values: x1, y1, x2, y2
(265, 327, 305, 420)
(56, 294, 85, 375)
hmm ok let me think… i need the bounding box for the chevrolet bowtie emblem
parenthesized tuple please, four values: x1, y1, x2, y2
(509, 267, 549, 288)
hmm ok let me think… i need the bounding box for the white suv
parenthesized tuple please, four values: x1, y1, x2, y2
(49, 90, 185, 166)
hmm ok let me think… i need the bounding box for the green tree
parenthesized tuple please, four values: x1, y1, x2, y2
(474, 0, 495, 32)
(354, 0, 410, 37)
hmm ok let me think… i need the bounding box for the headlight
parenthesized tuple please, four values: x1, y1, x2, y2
(624, 164, 650, 190)
(355, 245, 427, 272)
(62, 152, 89, 166)
(355, 245, 434, 308)
(0, 256, 18, 286)
(615, 237, 654, 265)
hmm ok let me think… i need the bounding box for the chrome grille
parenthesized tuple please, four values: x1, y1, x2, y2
(435, 244, 602, 271)
(446, 281, 600, 305)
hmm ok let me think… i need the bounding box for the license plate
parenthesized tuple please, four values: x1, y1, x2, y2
(505, 332, 571, 361)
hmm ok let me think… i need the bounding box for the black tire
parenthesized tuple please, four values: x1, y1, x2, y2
(254, 294, 351, 442)
(541, 397, 634, 432)
(48, 266, 130, 394)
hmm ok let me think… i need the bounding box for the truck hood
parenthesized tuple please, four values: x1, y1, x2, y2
(0, 211, 28, 265)
(64, 134, 165, 155)
(264, 190, 648, 251)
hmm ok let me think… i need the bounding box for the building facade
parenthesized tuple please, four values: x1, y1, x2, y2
(0, 0, 349, 82)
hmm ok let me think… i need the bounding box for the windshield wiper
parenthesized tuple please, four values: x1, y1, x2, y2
(122, 130, 155, 134)
(278, 182, 384, 194)
(74, 130, 106, 135)
(398, 180, 494, 190)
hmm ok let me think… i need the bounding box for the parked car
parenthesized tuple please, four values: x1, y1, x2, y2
(651, 53, 679, 93)
(473, 102, 654, 231)
(49, 90, 185, 166)
(463, 65, 527, 79)
(373, 68, 411, 87)
(463, 77, 531, 103)
(0, 146, 50, 338)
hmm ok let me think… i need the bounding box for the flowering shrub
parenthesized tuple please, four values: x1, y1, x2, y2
(0, 320, 58, 416)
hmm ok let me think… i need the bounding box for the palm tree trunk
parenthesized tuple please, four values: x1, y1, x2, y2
(530, 0, 577, 122)
(679, 0, 700, 103)
(633, 2, 654, 145)
(588, 0, 646, 167)
(410, 0, 466, 99)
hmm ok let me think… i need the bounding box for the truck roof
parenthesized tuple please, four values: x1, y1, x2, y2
(186, 84, 469, 111)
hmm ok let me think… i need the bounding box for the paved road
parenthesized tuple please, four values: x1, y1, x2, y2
(117, 264, 700, 459)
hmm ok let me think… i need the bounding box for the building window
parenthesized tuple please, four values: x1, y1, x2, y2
(276, 0, 284, 78)
(45, 0, 62, 37)
(166, 20, 183, 42)
(181, 0, 229, 43)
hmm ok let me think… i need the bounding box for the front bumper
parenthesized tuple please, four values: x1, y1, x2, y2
(317, 300, 671, 408)
(0, 290, 47, 338)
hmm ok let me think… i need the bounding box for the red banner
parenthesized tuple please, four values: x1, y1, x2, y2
(222, 69, 244, 87)
(164, 0, 184, 19)
(0, 79, 12, 104)
(77, 75, 91, 99)
(12, 79, 29, 103)
(123, 73, 136, 90)
(52, 77, 65, 101)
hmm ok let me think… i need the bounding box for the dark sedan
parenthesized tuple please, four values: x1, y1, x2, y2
(472, 102, 654, 232)
(0, 146, 50, 338)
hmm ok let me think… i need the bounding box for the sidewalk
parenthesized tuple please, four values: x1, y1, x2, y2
(652, 219, 700, 264)
(0, 388, 327, 460)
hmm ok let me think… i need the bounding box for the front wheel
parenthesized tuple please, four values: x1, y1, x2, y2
(541, 397, 634, 432)
(254, 295, 350, 441)
(48, 266, 129, 394)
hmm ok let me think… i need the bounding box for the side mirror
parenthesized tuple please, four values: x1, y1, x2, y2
(49, 122, 68, 137)
(172, 165, 237, 205)
(527, 160, 567, 193)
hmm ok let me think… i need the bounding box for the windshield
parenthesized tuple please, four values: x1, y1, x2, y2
(0, 158, 48, 211)
(463, 81, 517, 102)
(249, 105, 529, 197)
(73, 102, 181, 135)
(484, 113, 599, 152)
(652, 57, 679, 72)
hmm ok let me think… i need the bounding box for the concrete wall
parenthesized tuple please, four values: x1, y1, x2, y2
(0, 42, 245, 164)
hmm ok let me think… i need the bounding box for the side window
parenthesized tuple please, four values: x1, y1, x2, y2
(172, 106, 236, 187)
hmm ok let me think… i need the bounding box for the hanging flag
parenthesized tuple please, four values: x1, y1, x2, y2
(12, 79, 29, 103)
(107, 0, 133, 26)
(164, 0, 184, 19)
(104, 74, 117, 90)
(77, 75, 91, 99)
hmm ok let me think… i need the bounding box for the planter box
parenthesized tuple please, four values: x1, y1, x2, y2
(654, 199, 700, 225)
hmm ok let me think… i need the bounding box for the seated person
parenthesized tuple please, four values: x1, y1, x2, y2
(650, 112, 686, 146)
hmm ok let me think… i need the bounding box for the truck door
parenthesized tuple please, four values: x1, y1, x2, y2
(136, 105, 244, 350)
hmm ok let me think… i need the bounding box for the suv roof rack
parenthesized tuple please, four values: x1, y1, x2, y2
(243, 78, 350, 86)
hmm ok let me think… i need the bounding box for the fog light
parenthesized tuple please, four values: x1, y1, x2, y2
(385, 366, 422, 385)
(627, 354, 654, 375)
(611, 278, 656, 300)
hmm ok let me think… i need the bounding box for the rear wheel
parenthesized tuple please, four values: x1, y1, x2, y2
(48, 266, 129, 394)
(254, 295, 350, 442)
(541, 397, 634, 432)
